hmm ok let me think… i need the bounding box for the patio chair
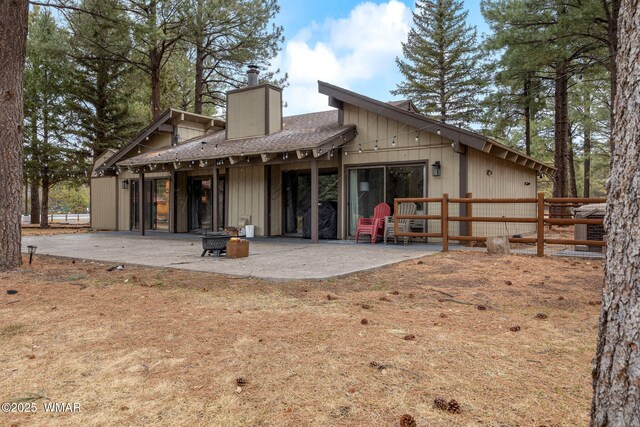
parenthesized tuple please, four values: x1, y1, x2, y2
(384, 202, 417, 245)
(355, 202, 390, 244)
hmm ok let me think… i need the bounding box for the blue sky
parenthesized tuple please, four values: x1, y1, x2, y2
(273, 0, 490, 115)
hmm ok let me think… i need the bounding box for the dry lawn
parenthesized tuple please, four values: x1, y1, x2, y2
(22, 225, 90, 237)
(1, 251, 603, 426)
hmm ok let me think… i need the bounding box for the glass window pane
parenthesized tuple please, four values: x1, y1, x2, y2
(348, 168, 384, 236)
(386, 165, 425, 214)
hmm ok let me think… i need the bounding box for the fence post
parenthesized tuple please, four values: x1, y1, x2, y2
(394, 199, 398, 240)
(442, 193, 449, 252)
(466, 192, 473, 240)
(537, 192, 545, 257)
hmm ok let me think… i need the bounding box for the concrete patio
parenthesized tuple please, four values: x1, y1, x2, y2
(22, 232, 437, 280)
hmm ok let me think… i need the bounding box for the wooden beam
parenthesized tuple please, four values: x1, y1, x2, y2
(139, 172, 145, 236)
(311, 159, 319, 243)
(261, 153, 276, 163)
(158, 124, 174, 133)
(228, 156, 242, 165)
(212, 167, 219, 232)
(296, 149, 309, 160)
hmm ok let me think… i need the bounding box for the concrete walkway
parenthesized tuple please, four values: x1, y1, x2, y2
(22, 232, 436, 280)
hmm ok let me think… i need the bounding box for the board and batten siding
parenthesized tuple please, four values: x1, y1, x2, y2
(90, 177, 117, 230)
(467, 148, 538, 237)
(341, 103, 462, 238)
(227, 165, 265, 236)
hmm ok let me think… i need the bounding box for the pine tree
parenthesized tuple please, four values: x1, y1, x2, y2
(393, 0, 485, 125)
(66, 0, 141, 162)
(24, 8, 83, 228)
(184, 0, 285, 114)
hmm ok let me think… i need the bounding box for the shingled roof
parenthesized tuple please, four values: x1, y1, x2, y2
(119, 110, 356, 167)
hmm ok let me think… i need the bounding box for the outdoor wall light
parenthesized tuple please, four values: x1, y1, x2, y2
(486, 169, 493, 176)
(122, 180, 129, 190)
(524, 182, 531, 186)
(431, 161, 441, 177)
(27, 245, 37, 265)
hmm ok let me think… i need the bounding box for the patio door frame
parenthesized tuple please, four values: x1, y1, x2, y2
(130, 177, 171, 232)
(345, 160, 428, 237)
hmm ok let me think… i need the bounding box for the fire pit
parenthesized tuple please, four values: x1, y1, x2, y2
(201, 233, 232, 257)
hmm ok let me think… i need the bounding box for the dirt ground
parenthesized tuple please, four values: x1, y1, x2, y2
(22, 225, 90, 237)
(1, 251, 603, 426)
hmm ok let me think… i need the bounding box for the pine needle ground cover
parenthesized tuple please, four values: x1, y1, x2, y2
(1, 252, 602, 426)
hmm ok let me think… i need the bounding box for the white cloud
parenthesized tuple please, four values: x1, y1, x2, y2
(274, 1, 412, 115)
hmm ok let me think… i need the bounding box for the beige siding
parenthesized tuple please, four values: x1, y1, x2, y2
(176, 120, 207, 142)
(268, 87, 282, 133)
(467, 148, 538, 237)
(342, 103, 462, 238)
(117, 178, 130, 230)
(270, 165, 282, 236)
(227, 88, 266, 139)
(91, 177, 117, 230)
(227, 165, 265, 235)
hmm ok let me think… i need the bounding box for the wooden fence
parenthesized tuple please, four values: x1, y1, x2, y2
(394, 192, 606, 256)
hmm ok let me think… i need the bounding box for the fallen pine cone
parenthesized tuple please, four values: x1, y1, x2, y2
(369, 361, 380, 368)
(434, 397, 448, 410)
(477, 304, 487, 311)
(361, 318, 368, 325)
(447, 399, 461, 414)
(535, 313, 548, 319)
(404, 334, 416, 341)
(439, 313, 447, 318)
(558, 296, 565, 300)
(417, 260, 424, 265)
(327, 294, 337, 300)
(510, 326, 521, 332)
(361, 303, 371, 309)
(379, 296, 391, 302)
(390, 290, 400, 295)
(399, 414, 417, 427)
(505, 280, 513, 286)
(236, 377, 248, 386)
(588, 300, 601, 306)
(408, 293, 415, 299)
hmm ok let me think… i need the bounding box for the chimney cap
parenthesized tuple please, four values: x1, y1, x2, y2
(247, 64, 259, 86)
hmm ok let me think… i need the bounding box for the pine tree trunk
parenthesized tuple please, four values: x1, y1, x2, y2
(40, 175, 50, 229)
(584, 97, 592, 198)
(568, 127, 578, 198)
(552, 60, 570, 217)
(30, 180, 40, 224)
(150, 48, 162, 119)
(194, 45, 204, 115)
(590, 0, 640, 423)
(524, 76, 531, 156)
(193, 0, 204, 115)
(0, 0, 28, 270)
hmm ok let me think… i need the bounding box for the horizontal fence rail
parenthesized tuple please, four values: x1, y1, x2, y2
(391, 192, 606, 257)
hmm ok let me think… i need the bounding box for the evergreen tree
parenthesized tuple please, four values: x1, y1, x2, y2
(24, 8, 83, 228)
(66, 0, 141, 162)
(393, 0, 485, 124)
(184, 0, 285, 114)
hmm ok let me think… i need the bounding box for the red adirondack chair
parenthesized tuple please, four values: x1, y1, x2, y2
(355, 203, 390, 244)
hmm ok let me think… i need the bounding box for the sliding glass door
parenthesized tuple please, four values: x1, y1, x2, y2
(348, 164, 425, 236)
(130, 178, 170, 231)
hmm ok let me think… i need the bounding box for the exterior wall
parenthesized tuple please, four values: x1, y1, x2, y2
(176, 120, 207, 143)
(227, 165, 266, 236)
(227, 88, 266, 139)
(467, 148, 538, 237)
(268, 87, 282, 133)
(90, 177, 117, 230)
(341, 103, 461, 238)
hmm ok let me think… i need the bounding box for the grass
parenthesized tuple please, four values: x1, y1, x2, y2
(0, 252, 603, 426)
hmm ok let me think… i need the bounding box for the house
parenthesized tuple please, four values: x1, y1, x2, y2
(91, 68, 553, 242)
